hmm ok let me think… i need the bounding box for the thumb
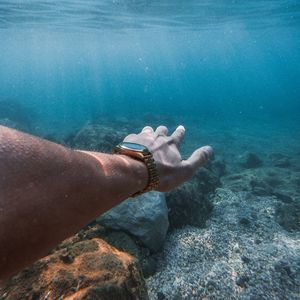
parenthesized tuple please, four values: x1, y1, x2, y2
(184, 146, 213, 172)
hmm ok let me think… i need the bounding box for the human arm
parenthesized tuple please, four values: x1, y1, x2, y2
(0, 124, 212, 280)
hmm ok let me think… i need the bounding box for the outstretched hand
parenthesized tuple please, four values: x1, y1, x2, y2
(124, 125, 213, 192)
(0, 124, 212, 279)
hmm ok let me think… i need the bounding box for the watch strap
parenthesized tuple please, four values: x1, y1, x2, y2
(113, 143, 159, 197)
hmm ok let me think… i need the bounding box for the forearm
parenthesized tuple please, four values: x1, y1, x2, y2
(0, 126, 147, 279)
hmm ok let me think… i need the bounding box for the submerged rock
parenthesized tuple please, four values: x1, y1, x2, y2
(97, 192, 169, 252)
(269, 153, 291, 168)
(0, 235, 148, 300)
(63, 123, 125, 152)
(205, 158, 227, 178)
(166, 167, 219, 229)
(235, 274, 249, 288)
(166, 181, 213, 229)
(249, 177, 274, 196)
(275, 201, 300, 232)
(239, 152, 263, 169)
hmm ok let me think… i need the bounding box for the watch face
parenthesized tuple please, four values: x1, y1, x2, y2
(120, 142, 148, 152)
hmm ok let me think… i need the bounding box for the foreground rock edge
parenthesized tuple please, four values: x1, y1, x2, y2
(0, 228, 149, 300)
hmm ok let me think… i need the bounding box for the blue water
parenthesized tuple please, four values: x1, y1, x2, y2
(0, 0, 299, 135)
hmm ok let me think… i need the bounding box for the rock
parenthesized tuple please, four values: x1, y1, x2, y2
(97, 229, 157, 279)
(275, 201, 300, 232)
(223, 168, 280, 197)
(254, 238, 262, 244)
(241, 255, 251, 264)
(97, 229, 142, 259)
(240, 152, 263, 169)
(63, 123, 125, 151)
(59, 252, 74, 264)
(206, 159, 227, 177)
(273, 192, 293, 203)
(274, 260, 293, 278)
(236, 275, 249, 288)
(194, 167, 221, 194)
(265, 176, 283, 188)
(0, 238, 148, 300)
(269, 153, 286, 160)
(166, 181, 212, 228)
(250, 179, 273, 196)
(141, 256, 158, 279)
(166, 167, 219, 229)
(223, 172, 250, 192)
(239, 217, 251, 226)
(269, 153, 291, 168)
(274, 158, 291, 168)
(294, 176, 300, 189)
(97, 192, 169, 252)
(157, 291, 166, 300)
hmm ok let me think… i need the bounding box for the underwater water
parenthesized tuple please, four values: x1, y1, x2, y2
(0, 1, 300, 299)
(0, 0, 300, 134)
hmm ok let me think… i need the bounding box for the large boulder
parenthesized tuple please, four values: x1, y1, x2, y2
(0, 233, 148, 300)
(97, 192, 169, 252)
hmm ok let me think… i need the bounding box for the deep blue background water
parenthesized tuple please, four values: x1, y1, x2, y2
(0, 0, 299, 134)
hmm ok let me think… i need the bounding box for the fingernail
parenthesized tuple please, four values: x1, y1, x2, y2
(203, 146, 213, 158)
(177, 125, 185, 132)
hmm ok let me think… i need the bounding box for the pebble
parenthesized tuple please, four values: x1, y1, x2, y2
(236, 275, 249, 288)
(157, 291, 165, 300)
(241, 255, 251, 264)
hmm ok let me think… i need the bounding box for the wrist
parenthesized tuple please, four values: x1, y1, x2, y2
(115, 154, 149, 193)
(113, 142, 159, 196)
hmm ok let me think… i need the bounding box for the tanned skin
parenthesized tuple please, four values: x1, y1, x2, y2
(0, 124, 212, 280)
